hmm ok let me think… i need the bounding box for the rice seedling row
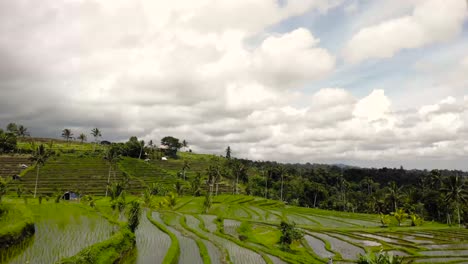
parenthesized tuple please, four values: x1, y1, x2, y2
(2, 204, 114, 264)
(303, 234, 334, 259)
(132, 211, 171, 264)
(311, 232, 365, 260)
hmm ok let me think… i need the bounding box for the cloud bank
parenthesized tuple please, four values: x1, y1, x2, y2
(0, 0, 467, 169)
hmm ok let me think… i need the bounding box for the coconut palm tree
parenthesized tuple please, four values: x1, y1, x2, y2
(182, 140, 188, 151)
(138, 140, 145, 159)
(386, 181, 404, 212)
(30, 144, 52, 198)
(104, 145, 121, 197)
(17, 125, 30, 137)
(442, 175, 467, 227)
(276, 165, 287, 201)
(61, 128, 73, 142)
(91, 128, 102, 151)
(181, 160, 190, 181)
(78, 133, 87, 143)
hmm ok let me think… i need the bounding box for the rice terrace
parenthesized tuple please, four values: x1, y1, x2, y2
(0, 126, 467, 264)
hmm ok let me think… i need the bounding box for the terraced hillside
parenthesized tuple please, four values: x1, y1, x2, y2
(119, 153, 235, 195)
(0, 155, 32, 178)
(9, 154, 145, 196)
(3, 150, 234, 196)
(135, 195, 468, 264)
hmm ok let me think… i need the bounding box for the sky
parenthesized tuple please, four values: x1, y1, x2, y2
(0, 0, 468, 170)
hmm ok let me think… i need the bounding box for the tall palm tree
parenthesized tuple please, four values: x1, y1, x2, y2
(104, 146, 121, 197)
(61, 128, 73, 142)
(230, 160, 245, 195)
(138, 140, 145, 159)
(182, 140, 188, 152)
(78, 133, 87, 143)
(182, 160, 190, 181)
(17, 125, 30, 137)
(442, 175, 467, 227)
(30, 144, 52, 198)
(386, 181, 404, 212)
(276, 165, 287, 201)
(91, 128, 102, 151)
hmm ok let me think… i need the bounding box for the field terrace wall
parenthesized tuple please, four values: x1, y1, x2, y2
(0, 156, 32, 179)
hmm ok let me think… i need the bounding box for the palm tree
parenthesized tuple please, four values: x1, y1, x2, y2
(78, 133, 87, 143)
(30, 144, 52, 198)
(182, 140, 188, 152)
(138, 140, 145, 159)
(391, 208, 408, 226)
(17, 125, 30, 137)
(104, 146, 121, 197)
(442, 175, 467, 227)
(276, 165, 287, 201)
(386, 181, 403, 212)
(91, 128, 102, 151)
(181, 160, 190, 181)
(61, 128, 73, 142)
(231, 160, 245, 195)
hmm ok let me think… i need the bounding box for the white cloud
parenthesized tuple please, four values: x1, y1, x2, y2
(344, 0, 468, 63)
(1, 0, 467, 170)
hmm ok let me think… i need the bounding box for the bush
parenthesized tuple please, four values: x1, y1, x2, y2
(127, 201, 141, 233)
(278, 221, 303, 251)
(410, 213, 424, 226)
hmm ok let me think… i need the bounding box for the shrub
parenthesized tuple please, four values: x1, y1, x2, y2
(380, 213, 391, 227)
(127, 201, 141, 233)
(278, 221, 303, 251)
(391, 209, 408, 226)
(410, 213, 424, 226)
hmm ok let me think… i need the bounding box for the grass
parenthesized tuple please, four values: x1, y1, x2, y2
(0, 204, 34, 251)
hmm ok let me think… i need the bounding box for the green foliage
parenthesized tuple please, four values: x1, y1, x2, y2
(203, 191, 212, 213)
(61, 128, 73, 142)
(143, 188, 152, 207)
(409, 213, 424, 226)
(161, 136, 182, 158)
(108, 182, 125, 201)
(127, 201, 141, 233)
(0, 129, 17, 153)
(57, 227, 135, 264)
(190, 172, 202, 196)
(278, 221, 303, 250)
(225, 146, 231, 159)
(174, 180, 185, 196)
(6, 123, 18, 134)
(0, 177, 9, 203)
(0, 204, 35, 250)
(391, 208, 408, 226)
(357, 250, 404, 264)
(380, 213, 391, 227)
(163, 192, 178, 209)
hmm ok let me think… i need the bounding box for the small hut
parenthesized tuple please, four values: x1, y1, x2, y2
(62, 191, 79, 200)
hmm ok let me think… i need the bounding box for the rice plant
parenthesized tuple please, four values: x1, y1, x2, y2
(313, 232, 365, 260)
(1, 204, 114, 264)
